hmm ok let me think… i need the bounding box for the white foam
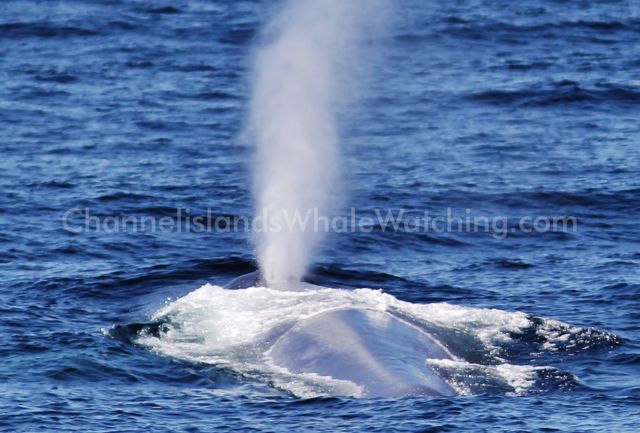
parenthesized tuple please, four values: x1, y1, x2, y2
(136, 284, 587, 397)
(142, 285, 530, 350)
(426, 359, 545, 396)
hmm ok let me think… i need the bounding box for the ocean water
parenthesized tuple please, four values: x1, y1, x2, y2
(1, 0, 639, 432)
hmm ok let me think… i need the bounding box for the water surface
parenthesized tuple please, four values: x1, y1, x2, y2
(1, 0, 639, 431)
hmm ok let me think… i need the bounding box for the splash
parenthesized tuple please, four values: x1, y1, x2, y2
(247, 0, 385, 286)
(129, 284, 612, 398)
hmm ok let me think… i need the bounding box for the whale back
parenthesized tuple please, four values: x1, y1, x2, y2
(224, 271, 263, 289)
(268, 308, 456, 397)
(224, 271, 324, 291)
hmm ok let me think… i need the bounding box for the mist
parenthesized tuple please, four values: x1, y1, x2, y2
(247, 0, 386, 286)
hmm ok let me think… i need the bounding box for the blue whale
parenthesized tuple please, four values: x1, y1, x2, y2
(225, 273, 456, 397)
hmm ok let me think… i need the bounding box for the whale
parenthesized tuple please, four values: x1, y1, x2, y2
(225, 272, 457, 397)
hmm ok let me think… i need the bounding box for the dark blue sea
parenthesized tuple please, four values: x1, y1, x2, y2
(1, 0, 639, 431)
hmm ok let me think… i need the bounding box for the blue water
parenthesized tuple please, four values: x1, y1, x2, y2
(1, 0, 639, 431)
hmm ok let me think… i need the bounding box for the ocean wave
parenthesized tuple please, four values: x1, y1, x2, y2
(395, 18, 638, 44)
(467, 81, 640, 107)
(29, 257, 256, 299)
(0, 19, 142, 39)
(219, 25, 256, 45)
(447, 19, 636, 39)
(94, 192, 154, 202)
(33, 71, 79, 83)
(146, 6, 181, 15)
(0, 22, 98, 38)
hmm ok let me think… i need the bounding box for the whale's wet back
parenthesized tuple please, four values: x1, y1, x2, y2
(268, 308, 456, 397)
(223, 273, 457, 397)
(128, 283, 617, 399)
